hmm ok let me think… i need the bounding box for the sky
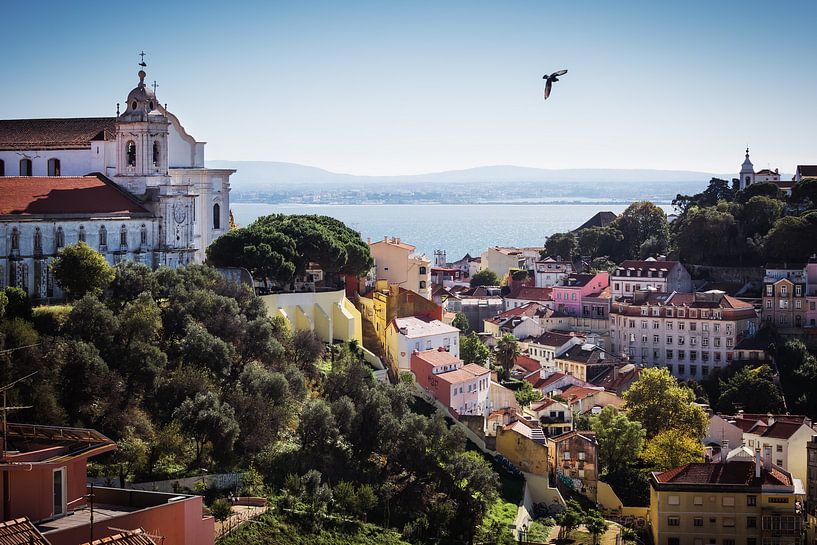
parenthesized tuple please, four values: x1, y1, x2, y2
(3, 1, 816, 176)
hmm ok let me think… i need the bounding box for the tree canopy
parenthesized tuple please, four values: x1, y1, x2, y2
(470, 269, 500, 287)
(590, 406, 645, 475)
(206, 214, 374, 286)
(623, 367, 708, 439)
(50, 242, 115, 300)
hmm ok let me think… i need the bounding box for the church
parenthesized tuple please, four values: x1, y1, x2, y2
(737, 147, 795, 195)
(0, 62, 235, 301)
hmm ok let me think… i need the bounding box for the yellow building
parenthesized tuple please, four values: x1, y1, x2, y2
(650, 459, 804, 545)
(495, 419, 549, 476)
(368, 237, 431, 299)
(359, 281, 443, 349)
(261, 289, 363, 345)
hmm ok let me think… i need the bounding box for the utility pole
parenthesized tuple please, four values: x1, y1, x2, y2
(0, 371, 36, 522)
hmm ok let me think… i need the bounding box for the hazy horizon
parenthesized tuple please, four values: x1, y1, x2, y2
(4, 1, 816, 176)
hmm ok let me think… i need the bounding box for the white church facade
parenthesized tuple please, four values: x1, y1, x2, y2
(737, 148, 794, 195)
(0, 65, 234, 300)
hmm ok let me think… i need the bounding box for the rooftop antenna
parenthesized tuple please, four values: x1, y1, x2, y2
(0, 371, 37, 461)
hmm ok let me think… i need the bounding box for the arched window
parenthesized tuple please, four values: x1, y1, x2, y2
(78, 225, 86, 243)
(213, 203, 221, 229)
(120, 225, 128, 246)
(0, 159, 4, 176)
(56, 227, 65, 248)
(33, 228, 42, 253)
(19, 158, 32, 176)
(10, 228, 19, 251)
(140, 224, 148, 245)
(126, 141, 136, 167)
(152, 140, 160, 167)
(131, 101, 137, 110)
(99, 225, 107, 248)
(47, 158, 61, 176)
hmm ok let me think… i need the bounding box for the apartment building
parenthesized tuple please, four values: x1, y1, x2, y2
(534, 257, 573, 288)
(369, 236, 431, 299)
(762, 264, 808, 333)
(610, 259, 692, 300)
(650, 458, 803, 545)
(610, 290, 758, 380)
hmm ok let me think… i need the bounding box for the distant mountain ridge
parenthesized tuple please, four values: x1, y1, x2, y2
(205, 160, 722, 190)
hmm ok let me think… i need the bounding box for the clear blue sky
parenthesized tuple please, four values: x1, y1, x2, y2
(3, 1, 816, 175)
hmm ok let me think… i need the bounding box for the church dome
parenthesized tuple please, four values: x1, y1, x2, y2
(120, 70, 162, 119)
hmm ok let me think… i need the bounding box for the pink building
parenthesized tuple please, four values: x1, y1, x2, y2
(550, 272, 609, 318)
(411, 349, 490, 416)
(0, 422, 213, 545)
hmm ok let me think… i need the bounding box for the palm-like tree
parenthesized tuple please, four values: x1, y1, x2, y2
(495, 333, 520, 381)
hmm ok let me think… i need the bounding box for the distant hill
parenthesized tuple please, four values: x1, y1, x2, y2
(205, 160, 720, 190)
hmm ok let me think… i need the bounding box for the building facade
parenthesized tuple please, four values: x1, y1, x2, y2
(610, 290, 758, 380)
(550, 272, 609, 318)
(386, 316, 460, 372)
(0, 65, 234, 299)
(763, 265, 808, 333)
(534, 258, 573, 288)
(368, 237, 431, 299)
(610, 259, 692, 300)
(650, 459, 803, 545)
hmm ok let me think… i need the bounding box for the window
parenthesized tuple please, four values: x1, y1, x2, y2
(564, 452, 571, 460)
(213, 203, 221, 229)
(693, 496, 703, 505)
(694, 517, 703, 527)
(578, 452, 585, 461)
(20, 158, 32, 176)
(78, 225, 86, 242)
(10, 228, 19, 251)
(723, 518, 735, 527)
(126, 141, 136, 167)
(679, 322, 685, 330)
(419, 281, 426, 289)
(781, 285, 788, 297)
(33, 228, 42, 253)
(747, 516, 757, 528)
(723, 540, 735, 545)
(56, 227, 64, 248)
(0, 159, 4, 176)
(99, 225, 107, 248)
(641, 320, 647, 329)
(140, 224, 147, 245)
(152, 140, 160, 167)
(796, 285, 802, 296)
(722, 496, 735, 506)
(677, 364, 685, 375)
(419, 266, 427, 275)
(53, 468, 65, 516)
(667, 516, 680, 526)
(666, 350, 673, 359)
(690, 322, 697, 331)
(668, 539, 679, 545)
(667, 495, 680, 505)
(47, 158, 61, 176)
(653, 335, 660, 343)
(120, 225, 128, 246)
(653, 321, 660, 329)
(776, 444, 783, 452)
(666, 321, 673, 330)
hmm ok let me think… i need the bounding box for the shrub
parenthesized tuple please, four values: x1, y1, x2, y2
(210, 497, 233, 522)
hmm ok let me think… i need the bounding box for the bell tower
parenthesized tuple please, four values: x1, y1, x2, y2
(739, 148, 755, 191)
(113, 65, 171, 195)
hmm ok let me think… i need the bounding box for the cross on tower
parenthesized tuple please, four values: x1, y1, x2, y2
(152, 80, 159, 94)
(139, 50, 147, 68)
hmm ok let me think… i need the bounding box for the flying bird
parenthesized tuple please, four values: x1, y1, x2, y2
(543, 69, 568, 100)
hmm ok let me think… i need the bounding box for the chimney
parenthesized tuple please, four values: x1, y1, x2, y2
(764, 446, 772, 471)
(367, 237, 372, 244)
(755, 449, 762, 478)
(767, 413, 775, 426)
(721, 440, 729, 463)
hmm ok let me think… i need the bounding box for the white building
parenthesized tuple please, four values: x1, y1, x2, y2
(386, 316, 460, 371)
(533, 258, 573, 288)
(609, 258, 692, 300)
(0, 62, 234, 297)
(609, 290, 759, 380)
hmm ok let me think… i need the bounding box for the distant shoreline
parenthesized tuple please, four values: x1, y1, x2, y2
(232, 200, 676, 206)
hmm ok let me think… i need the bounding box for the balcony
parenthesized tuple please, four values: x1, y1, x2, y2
(39, 487, 214, 545)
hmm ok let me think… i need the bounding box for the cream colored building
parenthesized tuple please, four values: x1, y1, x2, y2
(479, 247, 524, 280)
(650, 459, 804, 545)
(369, 237, 431, 299)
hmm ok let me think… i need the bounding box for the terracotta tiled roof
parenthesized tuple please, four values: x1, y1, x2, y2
(515, 354, 541, 373)
(506, 286, 553, 302)
(561, 385, 604, 402)
(530, 398, 559, 411)
(369, 238, 416, 251)
(653, 461, 792, 487)
(461, 363, 491, 376)
(549, 430, 596, 443)
(0, 117, 116, 151)
(618, 259, 678, 271)
(488, 302, 548, 323)
(0, 517, 50, 544)
(526, 371, 567, 390)
(0, 175, 151, 217)
(82, 529, 157, 545)
(412, 348, 461, 367)
(755, 169, 779, 176)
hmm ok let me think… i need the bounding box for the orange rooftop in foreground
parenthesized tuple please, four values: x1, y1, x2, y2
(0, 422, 213, 545)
